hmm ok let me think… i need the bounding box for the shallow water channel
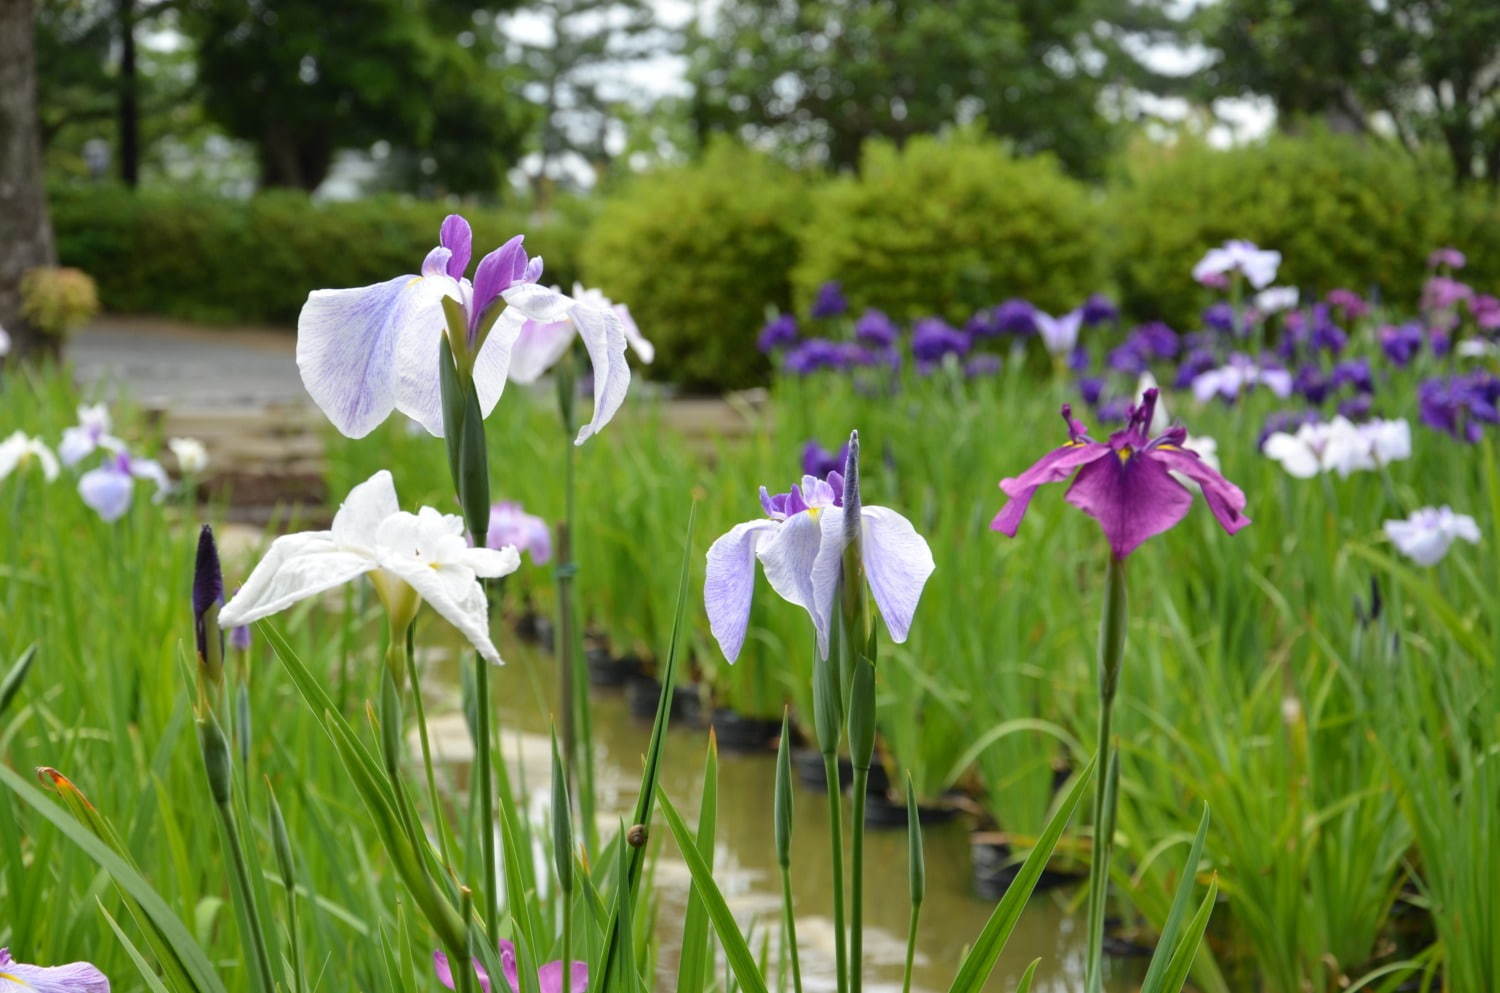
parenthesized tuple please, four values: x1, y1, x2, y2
(421, 639, 1141, 993)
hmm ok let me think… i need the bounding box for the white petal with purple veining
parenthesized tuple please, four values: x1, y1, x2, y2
(757, 510, 826, 651)
(859, 506, 935, 643)
(218, 532, 377, 626)
(507, 318, 575, 385)
(473, 307, 527, 417)
(78, 466, 133, 521)
(0, 948, 111, 993)
(572, 303, 630, 444)
(703, 518, 778, 663)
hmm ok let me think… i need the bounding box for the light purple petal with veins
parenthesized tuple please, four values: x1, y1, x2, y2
(859, 506, 935, 643)
(508, 318, 575, 384)
(704, 519, 778, 662)
(0, 948, 110, 993)
(572, 303, 630, 444)
(79, 465, 133, 521)
(757, 511, 828, 651)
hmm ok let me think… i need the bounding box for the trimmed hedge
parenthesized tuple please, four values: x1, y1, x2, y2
(51, 185, 588, 325)
(578, 140, 807, 392)
(1108, 132, 1500, 327)
(794, 132, 1106, 321)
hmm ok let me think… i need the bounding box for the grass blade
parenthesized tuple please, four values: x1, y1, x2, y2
(676, 731, 719, 993)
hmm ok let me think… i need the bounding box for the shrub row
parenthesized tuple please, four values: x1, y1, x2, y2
(53, 130, 1500, 389)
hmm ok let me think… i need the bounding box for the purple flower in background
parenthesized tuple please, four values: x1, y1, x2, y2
(1419, 374, 1500, 443)
(964, 354, 1003, 378)
(1338, 395, 1373, 421)
(810, 281, 848, 319)
(1078, 376, 1106, 406)
(1331, 357, 1374, 394)
(1380, 323, 1423, 367)
(1081, 293, 1118, 326)
(435, 940, 587, 993)
(911, 318, 970, 368)
(854, 309, 899, 348)
(801, 440, 850, 479)
(1107, 343, 1148, 375)
(230, 621, 252, 651)
(1294, 365, 1332, 405)
(757, 314, 799, 353)
(1469, 294, 1500, 331)
(297, 215, 577, 438)
(965, 307, 1002, 340)
(1326, 288, 1369, 320)
(486, 501, 552, 564)
(1428, 247, 1467, 270)
(1258, 410, 1321, 451)
(1308, 306, 1348, 354)
(0, 949, 109, 992)
(1129, 322, 1179, 360)
(1431, 328, 1453, 357)
(1095, 396, 1132, 424)
(784, 338, 845, 375)
(1423, 276, 1474, 314)
(1203, 302, 1236, 334)
(994, 299, 1038, 336)
(704, 464, 935, 661)
(1174, 347, 1217, 389)
(58, 404, 123, 466)
(992, 390, 1250, 559)
(79, 450, 170, 522)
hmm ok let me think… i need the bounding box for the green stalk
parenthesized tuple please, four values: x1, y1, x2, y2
(775, 710, 804, 993)
(822, 753, 849, 993)
(1085, 555, 1128, 993)
(472, 646, 497, 930)
(901, 775, 924, 993)
(847, 659, 876, 993)
(402, 622, 456, 873)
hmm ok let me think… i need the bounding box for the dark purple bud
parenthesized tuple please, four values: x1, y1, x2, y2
(841, 431, 861, 541)
(1081, 293, 1118, 326)
(1078, 376, 1106, 406)
(854, 309, 899, 348)
(1331, 357, 1374, 394)
(811, 281, 848, 319)
(994, 298, 1038, 336)
(193, 525, 225, 686)
(758, 314, 800, 353)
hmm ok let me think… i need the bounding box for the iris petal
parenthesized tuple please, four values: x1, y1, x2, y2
(1064, 453, 1193, 558)
(991, 442, 1112, 536)
(758, 512, 829, 653)
(572, 303, 630, 445)
(217, 532, 376, 626)
(1146, 447, 1251, 537)
(859, 506, 935, 643)
(704, 519, 778, 662)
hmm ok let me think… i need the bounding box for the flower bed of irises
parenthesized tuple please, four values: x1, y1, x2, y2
(2, 220, 1496, 993)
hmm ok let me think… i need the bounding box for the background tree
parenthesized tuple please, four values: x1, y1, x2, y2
(2, 0, 57, 360)
(683, 0, 1162, 178)
(182, 0, 533, 193)
(1193, 0, 1500, 183)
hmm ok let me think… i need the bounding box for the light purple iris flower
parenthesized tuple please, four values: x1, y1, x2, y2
(1192, 240, 1281, 289)
(59, 404, 124, 466)
(992, 389, 1250, 559)
(704, 470, 934, 662)
(296, 214, 579, 439)
(486, 501, 552, 564)
(434, 940, 587, 993)
(0, 948, 109, 992)
(79, 450, 170, 522)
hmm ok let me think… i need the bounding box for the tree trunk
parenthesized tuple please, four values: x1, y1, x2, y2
(118, 0, 139, 187)
(0, 0, 58, 362)
(257, 125, 333, 191)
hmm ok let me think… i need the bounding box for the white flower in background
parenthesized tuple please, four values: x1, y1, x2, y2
(169, 437, 210, 474)
(219, 470, 520, 664)
(1193, 240, 1282, 289)
(1034, 309, 1083, 357)
(1139, 372, 1220, 484)
(1456, 338, 1499, 359)
(78, 451, 171, 521)
(507, 283, 653, 445)
(1262, 417, 1412, 479)
(1254, 286, 1300, 314)
(1191, 357, 1293, 403)
(59, 404, 124, 466)
(1384, 506, 1480, 566)
(0, 431, 60, 482)
(0, 324, 11, 357)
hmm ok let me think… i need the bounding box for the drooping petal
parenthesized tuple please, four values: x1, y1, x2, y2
(379, 550, 502, 665)
(1064, 452, 1194, 558)
(128, 457, 171, 496)
(538, 959, 590, 993)
(1146, 446, 1251, 537)
(297, 274, 455, 438)
(758, 511, 830, 653)
(572, 303, 630, 445)
(391, 274, 466, 437)
(473, 307, 527, 417)
(59, 426, 96, 466)
(439, 215, 473, 279)
(703, 519, 778, 662)
(507, 318, 575, 385)
(78, 466, 133, 522)
(502, 282, 575, 324)
(1, 956, 111, 993)
(616, 303, 653, 363)
(330, 470, 402, 551)
(859, 506, 935, 643)
(807, 506, 852, 659)
(991, 442, 1112, 536)
(460, 544, 522, 579)
(218, 532, 377, 626)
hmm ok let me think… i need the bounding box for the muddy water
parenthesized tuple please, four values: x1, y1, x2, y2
(420, 640, 1141, 993)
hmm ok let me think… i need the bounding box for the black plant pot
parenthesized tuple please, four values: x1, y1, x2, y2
(515, 610, 555, 651)
(587, 647, 640, 688)
(970, 832, 1086, 900)
(624, 674, 702, 724)
(708, 708, 782, 753)
(862, 789, 961, 829)
(793, 748, 853, 790)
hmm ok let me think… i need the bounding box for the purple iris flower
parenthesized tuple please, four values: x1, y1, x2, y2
(911, 318, 970, 367)
(965, 307, 1003, 339)
(297, 215, 575, 439)
(1129, 322, 1179, 360)
(811, 281, 849, 319)
(1294, 365, 1332, 405)
(486, 501, 552, 564)
(854, 309, 899, 348)
(1259, 410, 1321, 451)
(801, 440, 850, 479)
(1078, 376, 1106, 406)
(435, 939, 587, 993)
(1203, 302, 1236, 334)
(758, 314, 800, 353)
(1095, 397, 1132, 424)
(783, 338, 845, 375)
(79, 449, 170, 522)
(994, 298, 1038, 336)
(1419, 374, 1500, 443)
(1081, 293, 1118, 326)
(1423, 276, 1474, 314)
(1428, 247, 1467, 270)
(1174, 348, 1217, 389)
(964, 354, 1003, 378)
(1107, 343, 1148, 375)
(0, 949, 108, 992)
(1470, 294, 1500, 331)
(1310, 308, 1348, 354)
(704, 463, 935, 661)
(992, 390, 1250, 559)
(1431, 328, 1453, 357)
(1380, 323, 1423, 367)
(1331, 357, 1374, 394)
(1338, 395, 1373, 421)
(1325, 288, 1369, 320)
(230, 620, 253, 651)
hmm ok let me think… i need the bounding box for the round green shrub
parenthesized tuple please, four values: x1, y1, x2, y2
(793, 131, 1106, 322)
(1108, 131, 1475, 327)
(580, 140, 806, 392)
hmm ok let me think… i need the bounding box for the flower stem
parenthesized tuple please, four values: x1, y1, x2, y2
(779, 863, 804, 993)
(849, 767, 867, 993)
(556, 350, 597, 853)
(900, 903, 919, 993)
(822, 753, 849, 993)
(1085, 555, 1128, 993)
(561, 884, 575, 992)
(403, 622, 456, 873)
(473, 630, 497, 933)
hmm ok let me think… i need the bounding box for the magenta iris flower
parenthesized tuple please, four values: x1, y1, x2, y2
(992, 389, 1250, 559)
(0, 948, 109, 992)
(434, 940, 587, 993)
